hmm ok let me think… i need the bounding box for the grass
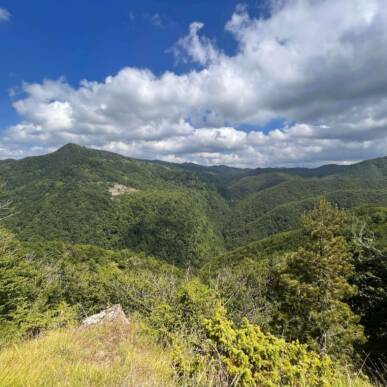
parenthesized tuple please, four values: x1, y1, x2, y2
(0, 319, 378, 387)
(0, 319, 174, 387)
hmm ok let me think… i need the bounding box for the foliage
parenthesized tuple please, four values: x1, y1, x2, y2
(0, 227, 35, 322)
(175, 307, 334, 386)
(117, 190, 223, 266)
(0, 229, 78, 344)
(0, 216, 379, 385)
(1, 144, 227, 266)
(0, 233, 220, 348)
(204, 258, 273, 327)
(350, 222, 387, 361)
(147, 278, 221, 346)
(273, 199, 365, 357)
(1, 145, 387, 383)
(18, 240, 183, 320)
(3, 144, 387, 262)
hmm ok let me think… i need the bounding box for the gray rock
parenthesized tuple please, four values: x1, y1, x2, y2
(81, 304, 129, 327)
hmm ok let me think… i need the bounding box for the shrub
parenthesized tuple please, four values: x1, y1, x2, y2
(176, 307, 335, 386)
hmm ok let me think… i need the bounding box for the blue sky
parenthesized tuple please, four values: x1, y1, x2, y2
(0, 0, 387, 167)
(0, 0, 263, 128)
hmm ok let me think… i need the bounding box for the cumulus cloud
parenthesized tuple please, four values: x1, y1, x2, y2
(0, 7, 10, 22)
(172, 22, 221, 66)
(2, 0, 387, 167)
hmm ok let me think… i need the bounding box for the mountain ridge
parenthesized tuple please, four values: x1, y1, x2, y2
(2, 143, 387, 263)
(50, 143, 387, 170)
(7, 142, 387, 175)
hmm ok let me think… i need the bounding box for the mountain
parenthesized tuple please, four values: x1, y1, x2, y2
(1, 145, 386, 385)
(0, 144, 229, 266)
(2, 143, 387, 265)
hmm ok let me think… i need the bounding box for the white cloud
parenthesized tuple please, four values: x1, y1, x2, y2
(172, 22, 220, 66)
(0, 7, 10, 22)
(2, 0, 387, 167)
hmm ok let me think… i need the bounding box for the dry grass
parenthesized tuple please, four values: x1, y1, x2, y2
(0, 320, 174, 387)
(332, 374, 374, 387)
(0, 319, 378, 387)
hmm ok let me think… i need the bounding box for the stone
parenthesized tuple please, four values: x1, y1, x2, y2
(109, 183, 138, 197)
(81, 305, 129, 327)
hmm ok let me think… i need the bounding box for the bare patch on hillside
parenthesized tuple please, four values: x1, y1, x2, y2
(109, 183, 138, 197)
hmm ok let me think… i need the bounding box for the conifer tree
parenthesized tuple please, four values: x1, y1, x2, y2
(0, 227, 34, 321)
(274, 198, 365, 357)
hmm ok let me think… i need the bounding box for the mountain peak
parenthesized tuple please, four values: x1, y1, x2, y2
(56, 143, 85, 153)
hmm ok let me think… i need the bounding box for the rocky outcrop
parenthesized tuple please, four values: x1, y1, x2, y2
(109, 183, 138, 197)
(81, 305, 129, 327)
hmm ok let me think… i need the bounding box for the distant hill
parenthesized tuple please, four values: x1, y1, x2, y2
(2, 143, 387, 265)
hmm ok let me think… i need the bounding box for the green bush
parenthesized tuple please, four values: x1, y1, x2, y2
(201, 308, 334, 386)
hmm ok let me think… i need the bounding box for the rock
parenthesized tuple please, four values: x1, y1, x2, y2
(109, 183, 138, 197)
(82, 305, 129, 327)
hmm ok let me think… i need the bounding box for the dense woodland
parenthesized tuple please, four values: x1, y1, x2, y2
(0, 144, 386, 386)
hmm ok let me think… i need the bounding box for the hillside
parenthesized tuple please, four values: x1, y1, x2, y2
(0, 198, 385, 385)
(0, 314, 174, 387)
(0, 144, 229, 266)
(2, 144, 387, 264)
(0, 306, 372, 387)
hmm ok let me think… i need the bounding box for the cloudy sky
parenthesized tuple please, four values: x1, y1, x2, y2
(0, 0, 387, 167)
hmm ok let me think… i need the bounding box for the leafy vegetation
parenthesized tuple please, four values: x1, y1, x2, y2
(200, 308, 334, 386)
(273, 199, 365, 357)
(0, 145, 387, 385)
(0, 144, 228, 266)
(3, 144, 387, 263)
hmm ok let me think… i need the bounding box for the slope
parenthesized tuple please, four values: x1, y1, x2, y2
(0, 144, 229, 266)
(2, 144, 387, 261)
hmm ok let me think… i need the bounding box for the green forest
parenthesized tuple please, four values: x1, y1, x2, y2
(0, 144, 386, 386)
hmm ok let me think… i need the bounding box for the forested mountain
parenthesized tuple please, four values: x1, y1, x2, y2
(0, 144, 229, 266)
(2, 143, 387, 264)
(1, 145, 386, 385)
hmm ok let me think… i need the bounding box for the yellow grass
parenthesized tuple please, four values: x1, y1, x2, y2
(0, 320, 376, 387)
(0, 320, 174, 387)
(332, 374, 374, 387)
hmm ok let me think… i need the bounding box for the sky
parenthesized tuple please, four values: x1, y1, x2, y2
(0, 0, 387, 167)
